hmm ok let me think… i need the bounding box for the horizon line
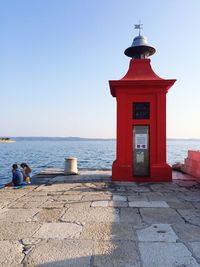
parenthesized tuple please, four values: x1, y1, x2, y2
(2, 136, 200, 140)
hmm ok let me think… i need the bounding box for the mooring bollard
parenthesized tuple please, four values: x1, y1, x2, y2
(64, 157, 78, 175)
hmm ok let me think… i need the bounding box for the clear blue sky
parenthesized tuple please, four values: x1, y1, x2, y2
(0, 0, 200, 138)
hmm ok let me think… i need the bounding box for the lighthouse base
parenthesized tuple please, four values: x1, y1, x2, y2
(112, 160, 172, 183)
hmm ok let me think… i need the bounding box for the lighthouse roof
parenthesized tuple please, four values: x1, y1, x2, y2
(124, 34, 156, 59)
(124, 23, 156, 59)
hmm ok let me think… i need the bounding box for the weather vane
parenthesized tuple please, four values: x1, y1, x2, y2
(134, 21, 143, 36)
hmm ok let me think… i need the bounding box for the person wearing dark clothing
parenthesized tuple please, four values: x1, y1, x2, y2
(12, 164, 24, 186)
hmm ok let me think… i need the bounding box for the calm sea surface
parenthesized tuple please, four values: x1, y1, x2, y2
(0, 139, 200, 186)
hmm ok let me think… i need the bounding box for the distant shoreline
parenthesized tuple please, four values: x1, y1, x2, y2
(10, 137, 116, 142)
(0, 140, 15, 143)
(1, 137, 200, 142)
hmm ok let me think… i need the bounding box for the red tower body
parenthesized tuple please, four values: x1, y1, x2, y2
(109, 34, 176, 182)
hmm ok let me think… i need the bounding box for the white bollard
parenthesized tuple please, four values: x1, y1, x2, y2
(64, 157, 78, 175)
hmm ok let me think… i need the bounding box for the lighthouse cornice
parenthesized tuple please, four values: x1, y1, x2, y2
(109, 79, 176, 97)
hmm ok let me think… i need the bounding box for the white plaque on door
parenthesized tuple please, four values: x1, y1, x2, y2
(135, 134, 148, 149)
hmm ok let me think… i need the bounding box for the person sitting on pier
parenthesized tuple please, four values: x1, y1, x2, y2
(20, 163, 32, 184)
(12, 164, 24, 186)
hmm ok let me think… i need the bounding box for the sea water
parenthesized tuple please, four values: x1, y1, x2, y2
(0, 139, 200, 186)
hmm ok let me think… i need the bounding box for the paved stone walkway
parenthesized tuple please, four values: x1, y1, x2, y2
(0, 170, 200, 266)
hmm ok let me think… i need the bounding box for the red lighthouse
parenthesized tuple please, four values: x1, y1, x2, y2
(109, 26, 176, 182)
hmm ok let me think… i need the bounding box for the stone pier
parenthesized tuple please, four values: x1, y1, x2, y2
(0, 170, 200, 266)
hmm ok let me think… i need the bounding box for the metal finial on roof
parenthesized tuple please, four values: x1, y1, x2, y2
(124, 23, 156, 59)
(134, 21, 143, 36)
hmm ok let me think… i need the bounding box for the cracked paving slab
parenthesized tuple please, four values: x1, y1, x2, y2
(91, 200, 129, 208)
(0, 201, 11, 208)
(93, 240, 141, 267)
(132, 186, 151, 193)
(127, 194, 148, 201)
(129, 201, 169, 208)
(0, 240, 24, 266)
(0, 192, 25, 200)
(139, 242, 200, 267)
(177, 209, 200, 226)
(166, 200, 194, 209)
(0, 208, 6, 215)
(0, 190, 33, 201)
(32, 208, 64, 222)
(136, 224, 178, 242)
(91, 201, 109, 207)
(64, 201, 92, 209)
(177, 180, 199, 187)
(62, 207, 120, 223)
(0, 222, 41, 240)
(33, 222, 83, 239)
(173, 223, 200, 241)
(149, 183, 181, 192)
(35, 183, 78, 192)
(17, 195, 49, 202)
(140, 207, 185, 224)
(56, 194, 83, 201)
(108, 200, 128, 208)
(146, 192, 179, 202)
(8, 201, 44, 209)
(119, 208, 143, 225)
(23, 239, 94, 266)
(192, 202, 200, 209)
(112, 195, 127, 201)
(81, 193, 112, 202)
(0, 208, 39, 222)
(178, 192, 200, 202)
(80, 222, 137, 241)
(39, 201, 65, 208)
(189, 242, 200, 261)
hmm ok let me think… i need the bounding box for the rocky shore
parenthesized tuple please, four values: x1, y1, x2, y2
(0, 170, 200, 266)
